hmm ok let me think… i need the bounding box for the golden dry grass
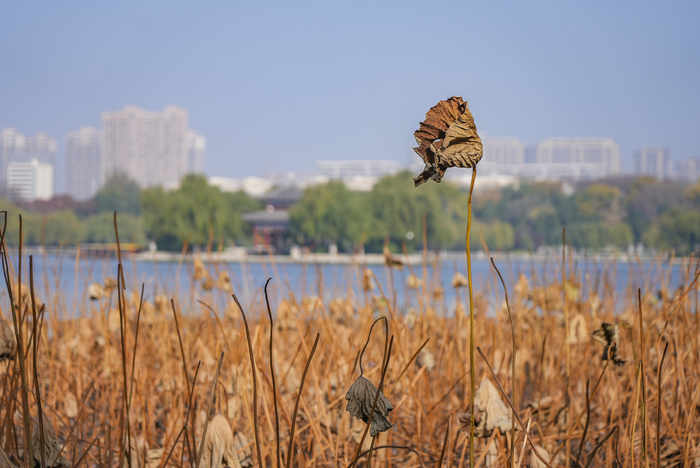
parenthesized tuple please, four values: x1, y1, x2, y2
(1, 251, 699, 468)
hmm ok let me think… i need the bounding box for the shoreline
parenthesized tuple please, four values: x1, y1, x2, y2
(6, 246, 679, 265)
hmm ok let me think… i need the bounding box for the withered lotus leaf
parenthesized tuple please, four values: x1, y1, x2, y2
(413, 96, 483, 187)
(32, 415, 70, 467)
(0, 319, 15, 362)
(592, 322, 626, 366)
(460, 378, 513, 438)
(345, 376, 393, 437)
(383, 245, 404, 269)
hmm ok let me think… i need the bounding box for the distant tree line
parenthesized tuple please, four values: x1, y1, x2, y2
(0, 173, 261, 251)
(289, 172, 700, 255)
(0, 171, 698, 254)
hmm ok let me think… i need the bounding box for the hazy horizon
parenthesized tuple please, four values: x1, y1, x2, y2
(1, 1, 699, 192)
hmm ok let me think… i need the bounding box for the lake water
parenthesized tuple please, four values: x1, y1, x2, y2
(1, 251, 690, 319)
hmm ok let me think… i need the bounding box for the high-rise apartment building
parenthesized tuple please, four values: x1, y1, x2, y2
(7, 158, 54, 201)
(674, 158, 700, 184)
(633, 147, 672, 179)
(0, 128, 56, 198)
(479, 138, 526, 176)
(482, 137, 526, 165)
(186, 130, 206, 174)
(25, 132, 58, 163)
(524, 138, 620, 179)
(102, 105, 203, 188)
(0, 128, 25, 191)
(66, 126, 103, 200)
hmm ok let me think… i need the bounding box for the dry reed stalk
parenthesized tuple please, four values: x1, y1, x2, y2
(387, 338, 429, 395)
(476, 347, 554, 468)
(124, 284, 145, 468)
(545, 352, 611, 465)
(637, 288, 649, 467)
(436, 415, 450, 468)
(116, 264, 133, 468)
(356, 445, 424, 468)
(286, 333, 320, 468)
(573, 379, 590, 466)
(263, 278, 282, 468)
(159, 426, 186, 468)
(629, 361, 642, 466)
(656, 341, 669, 468)
(1, 213, 34, 468)
(562, 227, 571, 468)
(195, 352, 225, 468)
(170, 298, 196, 463)
(29, 256, 46, 468)
(583, 425, 619, 468)
(232, 294, 263, 468)
(465, 166, 477, 468)
(490, 257, 516, 468)
(515, 419, 531, 468)
(71, 433, 98, 468)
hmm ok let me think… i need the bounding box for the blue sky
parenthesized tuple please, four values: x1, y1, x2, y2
(1, 1, 699, 191)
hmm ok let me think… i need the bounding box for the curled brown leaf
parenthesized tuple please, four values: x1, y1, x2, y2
(413, 96, 483, 186)
(345, 376, 394, 437)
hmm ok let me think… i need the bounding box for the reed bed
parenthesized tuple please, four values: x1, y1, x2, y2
(1, 232, 699, 467)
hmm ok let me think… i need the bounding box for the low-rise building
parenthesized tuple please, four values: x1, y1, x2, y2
(242, 185, 303, 252)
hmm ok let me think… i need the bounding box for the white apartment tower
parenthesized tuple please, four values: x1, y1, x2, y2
(66, 126, 103, 200)
(479, 137, 526, 176)
(674, 158, 700, 184)
(102, 105, 199, 188)
(634, 147, 672, 179)
(528, 138, 620, 179)
(0, 128, 56, 198)
(7, 158, 54, 201)
(25, 132, 58, 163)
(482, 137, 526, 165)
(186, 129, 206, 174)
(0, 128, 26, 190)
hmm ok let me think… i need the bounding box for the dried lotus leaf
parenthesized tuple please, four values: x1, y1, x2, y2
(413, 96, 483, 186)
(592, 322, 626, 366)
(345, 376, 393, 437)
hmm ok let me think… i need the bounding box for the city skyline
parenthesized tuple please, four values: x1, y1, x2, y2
(4, 116, 700, 201)
(4, 118, 698, 196)
(1, 2, 698, 192)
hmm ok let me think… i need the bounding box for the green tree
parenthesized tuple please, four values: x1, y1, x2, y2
(366, 171, 464, 252)
(95, 172, 142, 215)
(573, 183, 624, 222)
(141, 174, 261, 251)
(0, 201, 86, 245)
(626, 178, 689, 242)
(43, 210, 86, 245)
(85, 212, 146, 244)
(643, 209, 700, 255)
(289, 181, 369, 252)
(470, 220, 515, 251)
(567, 222, 633, 249)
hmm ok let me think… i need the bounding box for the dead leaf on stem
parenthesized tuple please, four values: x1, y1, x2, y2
(413, 96, 483, 186)
(345, 376, 394, 437)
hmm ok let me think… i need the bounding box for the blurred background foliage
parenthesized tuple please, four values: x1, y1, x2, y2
(0, 170, 698, 254)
